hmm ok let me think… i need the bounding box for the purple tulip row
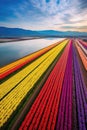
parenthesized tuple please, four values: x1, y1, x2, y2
(56, 42, 73, 130)
(73, 45, 87, 130)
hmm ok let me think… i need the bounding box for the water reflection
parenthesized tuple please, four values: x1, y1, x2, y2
(0, 38, 65, 67)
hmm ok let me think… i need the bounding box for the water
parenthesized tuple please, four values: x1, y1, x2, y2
(0, 38, 65, 67)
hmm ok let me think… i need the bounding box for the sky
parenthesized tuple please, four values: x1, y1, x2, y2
(0, 0, 87, 32)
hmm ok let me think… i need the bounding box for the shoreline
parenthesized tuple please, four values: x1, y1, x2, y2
(0, 37, 43, 43)
(0, 36, 87, 43)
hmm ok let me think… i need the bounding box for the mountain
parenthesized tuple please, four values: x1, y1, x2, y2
(38, 30, 87, 37)
(38, 30, 61, 35)
(0, 27, 87, 38)
(0, 27, 40, 38)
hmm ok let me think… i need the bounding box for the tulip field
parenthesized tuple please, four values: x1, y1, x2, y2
(0, 39, 87, 130)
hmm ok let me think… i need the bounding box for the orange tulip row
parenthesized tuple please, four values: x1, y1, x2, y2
(75, 42, 87, 70)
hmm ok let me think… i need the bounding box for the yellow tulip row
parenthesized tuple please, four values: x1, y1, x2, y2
(0, 47, 48, 73)
(0, 40, 60, 74)
(0, 49, 54, 98)
(0, 40, 69, 127)
(0, 39, 68, 99)
(0, 44, 61, 98)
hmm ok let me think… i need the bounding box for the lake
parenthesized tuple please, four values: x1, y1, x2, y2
(0, 38, 65, 67)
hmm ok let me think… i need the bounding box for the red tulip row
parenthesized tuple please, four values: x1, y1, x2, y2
(56, 41, 73, 130)
(19, 40, 72, 130)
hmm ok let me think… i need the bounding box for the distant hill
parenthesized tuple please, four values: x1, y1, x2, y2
(38, 30, 87, 37)
(0, 27, 87, 38)
(0, 27, 39, 38)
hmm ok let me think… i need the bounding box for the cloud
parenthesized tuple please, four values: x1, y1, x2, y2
(0, 0, 87, 32)
(62, 26, 87, 29)
(31, 0, 72, 15)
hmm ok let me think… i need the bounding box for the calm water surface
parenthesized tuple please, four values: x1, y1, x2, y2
(0, 38, 65, 67)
